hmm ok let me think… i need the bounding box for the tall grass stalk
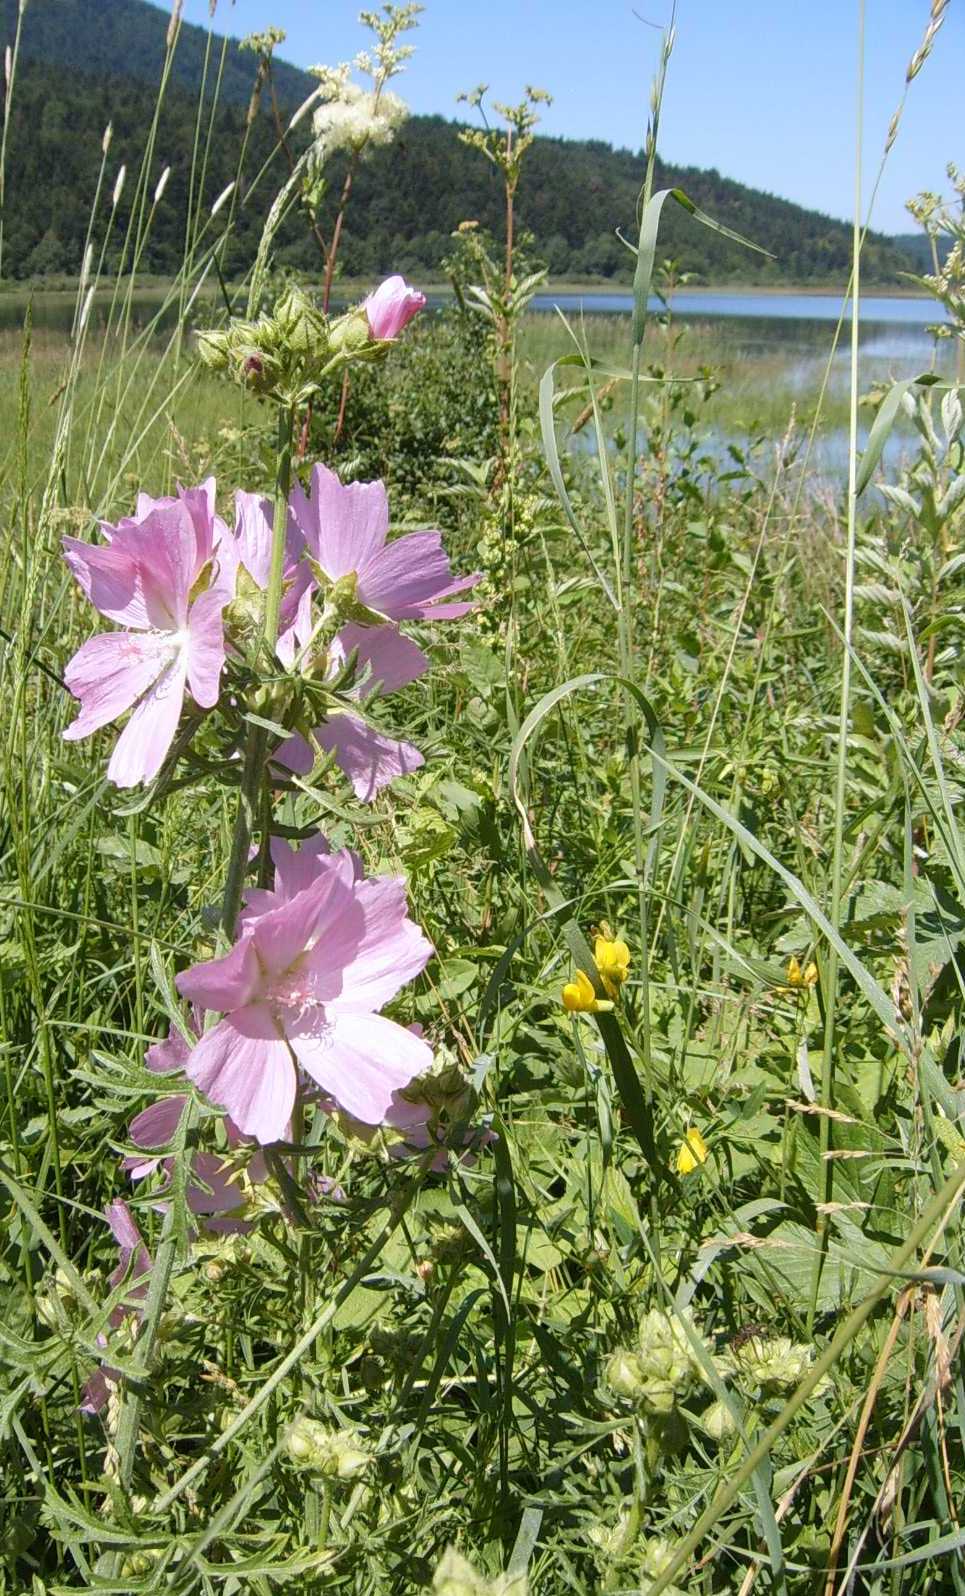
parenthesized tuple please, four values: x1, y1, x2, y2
(809, 0, 866, 1332)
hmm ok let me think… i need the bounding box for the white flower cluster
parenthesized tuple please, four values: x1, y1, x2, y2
(309, 65, 408, 157)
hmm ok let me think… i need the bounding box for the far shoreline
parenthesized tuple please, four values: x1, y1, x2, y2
(0, 275, 931, 302)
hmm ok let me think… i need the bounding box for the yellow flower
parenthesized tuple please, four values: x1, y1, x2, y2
(785, 956, 818, 990)
(675, 1127, 709, 1175)
(593, 924, 630, 999)
(562, 969, 612, 1014)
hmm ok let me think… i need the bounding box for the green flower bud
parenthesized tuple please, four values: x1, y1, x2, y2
(605, 1347, 648, 1402)
(273, 285, 329, 359)
(120, 1551, 158, 1578)
(587, 1504, 639, 1563)
(700, 1397, 737, 1440)
(728, 1334, 813, 1394)
(286, 1416, 372, 1480)
(431, 1546, 527, 1596)
(636, 1308, 702, 1414)
(328, 307, 374, 356)
(196, 328, 232, 371)
(639, 1537, 686, 1594)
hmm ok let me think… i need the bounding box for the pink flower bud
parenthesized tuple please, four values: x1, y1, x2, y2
(363, 275, 426, 342)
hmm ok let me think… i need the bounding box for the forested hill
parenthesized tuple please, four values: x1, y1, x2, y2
(0, 0, 919, 285)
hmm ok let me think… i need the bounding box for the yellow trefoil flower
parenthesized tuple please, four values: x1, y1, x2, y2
(562, 969, 613, 1014)
(785, 956, 818, 990)
(593, 923, 630, 999)
(675, 1127, 709, 1175)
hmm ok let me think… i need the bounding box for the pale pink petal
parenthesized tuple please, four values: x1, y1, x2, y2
(63, 631, 170, 740)
(129, 1095, 187, 1149)
(363, 276, 426, 341)
(63, 538, 150, 629)
(80, 1367, 112, 1415)
(185, 1006, 296, 1144)
(295, 465, 388, 579)
(110, 505, 199, 630)
(249, 870, 359, 986)
(146, 1021, 196, 1073)
(177, 477, 223, 567)
(186, 588, 226, 709)
(330, 623, 429, 699)
(270, 731, 313, 777)
(333, 875, 432, 1011)
(106, 654, 187, 787)
(357, 531, 479, 620)
(106, 1199, 151, 1292)
(233, 490, 275, 588)
(270, 833, 332, 898)
(290, 1009, 432, 1123)
(177, 934, 261, 1013)
(314, 712, 424, 802)
(240, 838, 357, 929)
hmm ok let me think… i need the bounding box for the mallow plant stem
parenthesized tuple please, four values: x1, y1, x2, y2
(220, 402, 295, 940)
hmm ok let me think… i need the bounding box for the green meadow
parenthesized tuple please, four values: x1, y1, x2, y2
(1, 6, 964, 1595)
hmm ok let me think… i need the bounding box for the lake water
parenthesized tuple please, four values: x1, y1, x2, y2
(531, 290, 957, 487)
(532, 289, 952, 374)
(2, 284, 953, 484)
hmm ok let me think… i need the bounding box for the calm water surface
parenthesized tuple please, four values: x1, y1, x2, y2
(2, 285, 952, 484)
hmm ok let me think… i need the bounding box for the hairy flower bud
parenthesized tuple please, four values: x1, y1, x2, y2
(727, 1333, 814, 1394)
(635, 1308, 702, 1414)
(286, 1416, 372, 1479)
(328, 307, 373, 357)
(700, 1397, 737, 1441)
(431, 1546, 527, 1596)
(604, 1347, 648, 1402)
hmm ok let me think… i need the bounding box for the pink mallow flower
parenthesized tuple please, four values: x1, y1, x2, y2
(62, 494, 233, 786)
(176, 834, 433, 1144)
(289, 464, 480, 623)
(363, 275, 426, 342)
(273, 621, 428, 802)
(223, 489, 314, 666)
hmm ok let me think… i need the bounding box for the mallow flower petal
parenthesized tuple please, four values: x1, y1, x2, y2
(333, 874, 433, 1012)
(313, 713, 424, 802)
(356, 531, 476, 620)
(289, 1009, 432, 1124)
(363, 275, 426, 341)
(110, 505, 199, 631)
(185, 1150, 247, 1214)
(330, 623, 429, 700)
(294, 464, 389, 579)
(106, 654, 188, 787)
(146, 1020, 197, 1073)
(62, 537, 150, 629)
(106, 1199, 152, 1291)
(129, 1095, 187, 1149)
(249, 868, 361, 985)
(186, 588, 226, 709)
(63, 631, 171, 741)
(177, 933, 262, 1013)
(185, 1006, 296, 1145)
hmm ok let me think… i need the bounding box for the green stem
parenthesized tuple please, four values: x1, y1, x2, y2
(264, 403, 296, 653)
(220, 402, 295, 940)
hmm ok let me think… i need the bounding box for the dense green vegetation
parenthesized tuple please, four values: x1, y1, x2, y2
(1, 0, 919, 285)
(2, 4, 965, 1593)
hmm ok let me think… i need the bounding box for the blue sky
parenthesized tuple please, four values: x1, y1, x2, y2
(181, 0, 961, 232)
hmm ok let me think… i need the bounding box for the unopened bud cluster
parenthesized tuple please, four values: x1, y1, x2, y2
(605, 1307, 703, 1417)
(431, 1546, 527, 1596)
(197, 277, 424, 407)
(286, 1416, 372, 1480)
